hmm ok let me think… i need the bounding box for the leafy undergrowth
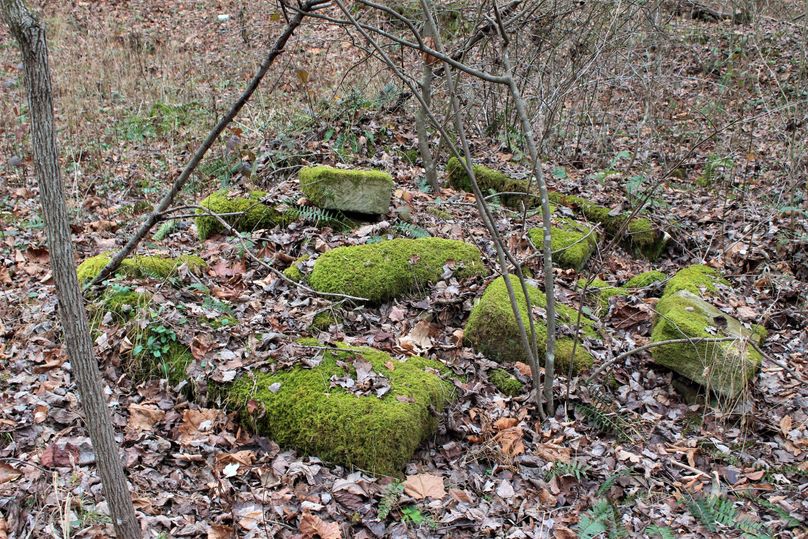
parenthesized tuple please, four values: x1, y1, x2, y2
(0, 1, 806, 538)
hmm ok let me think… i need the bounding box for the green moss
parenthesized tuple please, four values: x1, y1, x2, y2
(624, 270, 667, 289)
(489, 368, 523, 396)
(309, 238, 486, 303)
(102, 289, 150, 320)
(547, 192, 667, 260)
(299, 165, 393, 215)
(226, 343, 455, 476)
(77, 253, 206, 283)
(309, 311, 338, 332)
(201, 315, 238, 329)
(529, 218, 599, 270)
(464, 276, 596, 374)
(283, 255, 310, 283)
(446, 157, 536, 208)
(196, 190, 285, 240)
(663, 264, 728, 297)
(427, 207, 452, 220)
(651, 290, 764, 398)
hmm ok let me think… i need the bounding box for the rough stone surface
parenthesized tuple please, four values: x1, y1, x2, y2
(465, 276, 597, 374)
(651, 290, 765, 398)
(226, 342, 455, 476)
(308, 237, 486, 302)
(300, 165, 394, 215)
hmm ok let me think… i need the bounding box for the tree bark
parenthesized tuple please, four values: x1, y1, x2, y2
(0, 1, 140, 537)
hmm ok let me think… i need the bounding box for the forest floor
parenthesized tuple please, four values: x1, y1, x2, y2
(0, 1, 806, 538)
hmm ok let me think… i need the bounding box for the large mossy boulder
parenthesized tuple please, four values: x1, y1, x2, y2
(226, 343, 455, 476)
(651, 290, 765, 398)
(308, 237, 486, 302)
(446, 157, 535, 208)
(465, 276, 598, 374)
(196, 190, 284, 240)
(300, 165, 394, 215)
(528, 218, 599, 270)
(548, 193, 667, 260)
(77, 253, 206, 283)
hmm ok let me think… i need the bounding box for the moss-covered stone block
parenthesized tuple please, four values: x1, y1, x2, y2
(196, 190, 284, 240)
(663, 264, 728, 297)
(624, 270, 667, 289)
(651, 290, 765, 398)
(308, 238, 486, 302)
(529, 218, 599, 270)
(77, 253, 206, 283)
(465, 276, 597, 374)
(226, 343, 455, 476)
(489, 368, 523, 396)
(299, 165, 394, 215)
(548, 192, 667, 260)
(446, 157, 536, 208)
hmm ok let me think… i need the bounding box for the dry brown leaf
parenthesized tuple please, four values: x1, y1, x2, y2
(534, 442, 571, 463)
(403, 473, 446, 500)
(494, 417, 519, 430)
(299, 512, 342, 539)
(495, 427, 525, 457)
(779, 415, 793, 437)
(514, 362, 532, 378)
(0, 463, 22, 484)
(207, 524, 234, 539)
(127, 404, 165, 432)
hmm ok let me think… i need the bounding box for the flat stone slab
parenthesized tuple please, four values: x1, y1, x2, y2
(300, 165, 393, 215)
(651, 290, 765, 398)
(464, 276, 597, 374)
(308, 237, 486, 303)
(226, 343, 455, 476)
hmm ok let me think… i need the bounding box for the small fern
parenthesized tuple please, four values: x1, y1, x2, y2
(596, 469, 631, 496)
(576, 402, 636, 441)
(577, 499, 625, 539)
(281, 199, 347, 226)
(392, 221, 430, 239)
(645, 525, 675, 539)
(684, 494, 772, 538)
(153, 219, 176, 241)
(377, 481, 404, 520)
(545, 460, 590, 482)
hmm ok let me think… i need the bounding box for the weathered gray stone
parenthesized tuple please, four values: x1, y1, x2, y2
(299, 165, 393, 215)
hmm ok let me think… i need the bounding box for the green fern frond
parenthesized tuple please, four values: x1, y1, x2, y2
(546, 460, 590, 482)
(577, 499, 626, 539)
(153, 219, 176, 241)
(392, 222, 430, 239)
(377, 481, 404, 520)
(645, 525, 675, 539)
(597, 469, 631, 496)
(281, 198, 347, 226)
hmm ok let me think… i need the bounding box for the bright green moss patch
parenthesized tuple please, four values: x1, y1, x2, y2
(226, 343, 455, 476)
(651, 290, 764, 398)
(196, 190, 284, 240)
(77, 253, 206, 283)
(529, 218, 599, 270)
(308, 238, 486, 302)
(299, 165, 394, 215)
(624, 270, 667, 289)
(548, 192, 667, 260)
(465, 276, 597, 374)
(663, 264, 728, 297)
(102, 288, 150, 320)
(283, 255, 310, 283)
(489, 368, 523, 396)
(309, 311, 338, 332)
(446, 157, 536, 208)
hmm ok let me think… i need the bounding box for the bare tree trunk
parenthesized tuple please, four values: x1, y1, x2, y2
(415, 24, 438, 189)
(0, 1, 140, 537)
